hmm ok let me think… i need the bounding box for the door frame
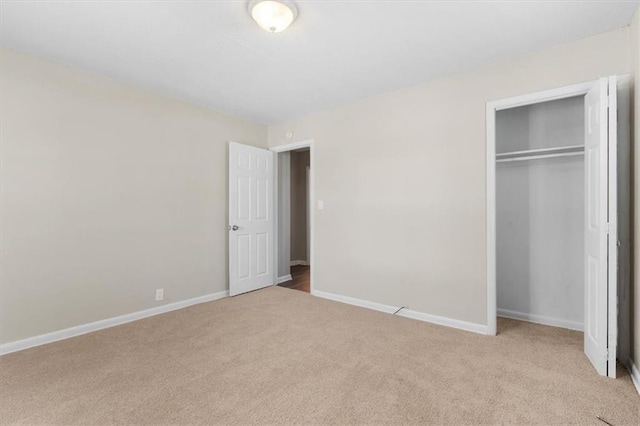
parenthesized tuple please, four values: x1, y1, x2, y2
(270, 139, 315, 293)
(485, 80, 596, 336)
(306, 165, 311, 264)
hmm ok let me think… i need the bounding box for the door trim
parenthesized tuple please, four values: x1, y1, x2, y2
(270, 139, 315, 293)
(485, 80, 596, 336)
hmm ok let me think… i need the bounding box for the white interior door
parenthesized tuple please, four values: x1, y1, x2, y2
(584, 77, 617, 377)
(229, 142, 274, 296)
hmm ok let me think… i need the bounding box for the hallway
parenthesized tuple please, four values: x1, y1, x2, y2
(278, 265, 310, 293)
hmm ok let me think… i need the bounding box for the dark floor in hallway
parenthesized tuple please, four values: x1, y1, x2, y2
(278, 265, 310, 293)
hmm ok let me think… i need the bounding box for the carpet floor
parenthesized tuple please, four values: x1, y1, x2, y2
(1, 286, 638, 425)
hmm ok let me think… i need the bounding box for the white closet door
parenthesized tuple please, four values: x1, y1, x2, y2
(584, 77, 616, 377)
(606, 76, 618, 378)
(229, 142, 275, 297)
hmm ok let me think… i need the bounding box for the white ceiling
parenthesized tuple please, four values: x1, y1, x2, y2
(1, 0, 638, 124)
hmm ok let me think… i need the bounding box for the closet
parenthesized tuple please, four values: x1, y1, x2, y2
(496, 96, 585, 331)
(489, 75, 632, 378)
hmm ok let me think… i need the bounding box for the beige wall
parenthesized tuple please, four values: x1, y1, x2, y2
(0, 48, 267, 344)
(290, 150, 310, 262)
(631, 8, 640, 369)
(268, 28, 632, 327)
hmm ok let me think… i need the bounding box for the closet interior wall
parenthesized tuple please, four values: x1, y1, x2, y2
(496, 96, 585, 331)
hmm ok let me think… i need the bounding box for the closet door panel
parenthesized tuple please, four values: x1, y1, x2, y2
(583, 78, 609, 377)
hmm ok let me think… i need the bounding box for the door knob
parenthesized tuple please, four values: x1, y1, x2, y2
(229, 225, 239, 231)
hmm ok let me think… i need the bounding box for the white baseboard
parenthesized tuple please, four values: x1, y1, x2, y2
(312, 290, 488, 335)
(0, 290, 229, 356)
(290, 260, 308, 266)
(497, 308, 583, 331)
(398, 307, 489, 335)
(277, 274, 293, 284)
(312, 290, 398, 314)
(628, 360, 640, 396)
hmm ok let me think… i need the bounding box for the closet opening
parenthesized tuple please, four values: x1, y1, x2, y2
(486, 77, 631, 378)
(495, 96, 585, 332)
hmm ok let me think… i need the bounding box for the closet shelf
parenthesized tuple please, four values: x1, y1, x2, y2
(496, 144, 584, 163)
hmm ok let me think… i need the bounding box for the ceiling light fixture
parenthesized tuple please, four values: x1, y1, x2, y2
(248, 0, 298, 33)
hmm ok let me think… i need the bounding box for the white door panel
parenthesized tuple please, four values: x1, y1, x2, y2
(606, 75, 618, 378)
(584, 77, 615, 377)
(229, 142, 274, 296)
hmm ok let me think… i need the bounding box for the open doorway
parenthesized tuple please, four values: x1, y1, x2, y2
(271, 141, 314, 294)
(227, 139, 314, 297)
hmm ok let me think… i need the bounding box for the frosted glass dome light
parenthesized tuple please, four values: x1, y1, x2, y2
(249, 0, 298, 33)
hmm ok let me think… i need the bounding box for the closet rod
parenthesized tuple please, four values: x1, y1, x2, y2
(496, 151, 584, 163)
(496, 144, 584, 158)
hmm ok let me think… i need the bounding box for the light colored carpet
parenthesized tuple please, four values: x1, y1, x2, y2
(1, 286, 638, 425)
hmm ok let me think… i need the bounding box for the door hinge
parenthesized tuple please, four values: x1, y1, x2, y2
(606, 222, 614, 235)
(606, 348, 615, 362)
